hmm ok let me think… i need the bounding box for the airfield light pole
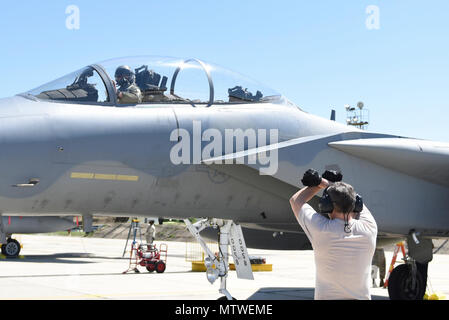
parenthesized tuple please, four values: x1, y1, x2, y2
(345, 102, 369, 130)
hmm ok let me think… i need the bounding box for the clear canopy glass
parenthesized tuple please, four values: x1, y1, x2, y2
(26, 56, 285, 106)
(27, 66, 109, 104)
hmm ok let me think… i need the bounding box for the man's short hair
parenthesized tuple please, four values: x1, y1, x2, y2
(326, 182, 356, 214)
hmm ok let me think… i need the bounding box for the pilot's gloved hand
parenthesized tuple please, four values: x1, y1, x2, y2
(322, 170, 343, 183)
(301, 169, 322, 187)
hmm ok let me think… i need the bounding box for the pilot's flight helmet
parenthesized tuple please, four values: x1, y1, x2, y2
(115, 65, 135, 87)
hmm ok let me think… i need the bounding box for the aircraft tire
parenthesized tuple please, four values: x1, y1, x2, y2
(2, 239, 21, 257)
(387, 263, 426, 300)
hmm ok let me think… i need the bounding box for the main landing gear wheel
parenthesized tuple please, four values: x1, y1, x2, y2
(387, 264, 426, 300)
(1, 238, 21, 257)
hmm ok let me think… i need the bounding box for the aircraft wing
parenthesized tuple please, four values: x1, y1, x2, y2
(203, 133, 449, 188)
(202, 131, 396, 187)
(329, 138, 449, 188)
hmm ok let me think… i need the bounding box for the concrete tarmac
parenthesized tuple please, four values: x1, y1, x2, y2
(1, 234, 448, 300)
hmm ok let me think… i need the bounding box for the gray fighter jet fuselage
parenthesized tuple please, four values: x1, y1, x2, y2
(0, 90, 448, 239)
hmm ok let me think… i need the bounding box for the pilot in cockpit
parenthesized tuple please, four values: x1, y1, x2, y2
(114, 65, 142, 104)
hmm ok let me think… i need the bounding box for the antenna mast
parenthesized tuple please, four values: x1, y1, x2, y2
(345, 101, 369, 130)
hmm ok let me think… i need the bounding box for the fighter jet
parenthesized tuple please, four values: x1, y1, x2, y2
(0, 56, 448, 300)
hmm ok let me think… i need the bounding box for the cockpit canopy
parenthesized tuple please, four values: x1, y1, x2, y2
(30, 66, 109, 103)
(26, 56, 285, 106)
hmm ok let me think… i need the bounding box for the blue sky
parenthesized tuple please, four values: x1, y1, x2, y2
(0, 1, 448, 141)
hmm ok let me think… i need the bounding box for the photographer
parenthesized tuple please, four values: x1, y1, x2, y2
(289, 169, 378, 300)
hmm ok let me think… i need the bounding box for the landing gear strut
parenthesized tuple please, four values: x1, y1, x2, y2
(387, 231, 432, 300)
(184, 218, 253, 300)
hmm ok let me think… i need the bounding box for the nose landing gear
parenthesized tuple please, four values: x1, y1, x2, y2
(184, 218, 254, 300)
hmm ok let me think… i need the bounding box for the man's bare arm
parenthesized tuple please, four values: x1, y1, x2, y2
(289, 179, 329, 219)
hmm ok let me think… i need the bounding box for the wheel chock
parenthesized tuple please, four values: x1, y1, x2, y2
(424, 291, 446, 300)
(229, 263, 272, 272)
